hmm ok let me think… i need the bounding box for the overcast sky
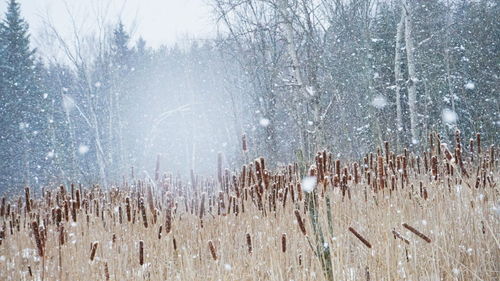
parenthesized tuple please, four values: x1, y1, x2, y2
(0, 0, 216, 50)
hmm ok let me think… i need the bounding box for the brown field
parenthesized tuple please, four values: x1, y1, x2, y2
(0, 132, 498, 280)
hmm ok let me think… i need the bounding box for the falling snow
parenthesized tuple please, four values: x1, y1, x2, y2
(259, 118, 270, 127)
(78, 144, 89, 155)
(371, 95, 388, 109)
(442, 108, 458, 124)
(301, 176, 317, 193)
(464, 81, 475, 90)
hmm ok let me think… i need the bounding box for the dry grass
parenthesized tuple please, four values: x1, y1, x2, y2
(0, 132, 498, 280)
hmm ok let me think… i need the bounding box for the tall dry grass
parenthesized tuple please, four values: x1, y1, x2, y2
(0, 131, 498, 280)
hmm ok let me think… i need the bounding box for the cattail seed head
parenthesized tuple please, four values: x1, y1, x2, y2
(25, 187, 31, 213)
(173, 237, 177, 251)
(476, 133, 481, 154)
(104, 262, 110, 281)
(246, 233, 252, 254)
(403, 223, 431, 243)
(208, 240, 217, 260)
(90, 241, 99, 261)
(165, 208, 172, 234)
(294, 209, 306, 235)
(139, 198, 148, 228)
(281, 233, 287, 253)
(139, 240, 144, 265)
(378, 156, 385, 189)
(31, 221, 44, 257)
(348, 227, 372, 248)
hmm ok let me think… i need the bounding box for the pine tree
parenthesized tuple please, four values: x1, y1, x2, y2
(0, 0, 47, 190)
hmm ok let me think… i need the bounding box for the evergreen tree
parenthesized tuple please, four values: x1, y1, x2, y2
(0, 0, 47, 190)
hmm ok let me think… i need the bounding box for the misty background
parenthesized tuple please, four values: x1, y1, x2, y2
(0, 0, 498, 192)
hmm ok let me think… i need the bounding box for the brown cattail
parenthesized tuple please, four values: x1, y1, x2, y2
(125, 197, 131, 222)
(402, 156, 408, 181)
(139, 240, 144, 265)
(90, 241, 99, 261)
(25, 187, 31, 213)
(55, 207, 62, 226)
(281, 233, 287, 253)
(246, 233, 252, 254)
(354, 162, 359, 184)
(71, 201, 77, 222)
(75, 188, 80, 209)
(199, 193, 206, 219)
(165, 208, 172, 234)
(348, 227, 372, 248)
(173, 237, 177, 251)
(476, 133, 481, 154)
(59, 225, 65, 245)
(431, 156, 438, 180)
(208, 240, 217, 260)
(104, 262, 110, 281)
(158, 225, 163, 239)
(0, 197, 5, 217)
(0, 228, 4, 246)
(118, 206, 123, 224)
(378, 156, 384, 189)
(294, 209, 306, 235)
(402, 223, 431, 243)
(139, 198, 148, 228)
(32, 221, 44, 256)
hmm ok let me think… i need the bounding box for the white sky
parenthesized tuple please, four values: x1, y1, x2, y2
(0, 0, 216, 50)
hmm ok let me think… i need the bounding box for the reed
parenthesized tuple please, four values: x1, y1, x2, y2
(0, 131, 496, 280)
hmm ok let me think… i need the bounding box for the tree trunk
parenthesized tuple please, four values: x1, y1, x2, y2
(394, 8, 405, 150)
(404, 1, 418, 145)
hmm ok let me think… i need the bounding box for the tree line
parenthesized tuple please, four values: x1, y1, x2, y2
(0, 0, 498, 192)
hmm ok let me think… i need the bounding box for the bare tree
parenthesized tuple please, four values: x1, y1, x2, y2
(394, 6, 405, 149)
(403, 0, 418, 144)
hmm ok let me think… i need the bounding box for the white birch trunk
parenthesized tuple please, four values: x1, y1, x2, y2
(394, 8, 405, 148)
(404, 1, 418, 144)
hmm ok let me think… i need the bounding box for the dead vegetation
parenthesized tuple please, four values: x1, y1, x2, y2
(0, 131, 498, 280)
